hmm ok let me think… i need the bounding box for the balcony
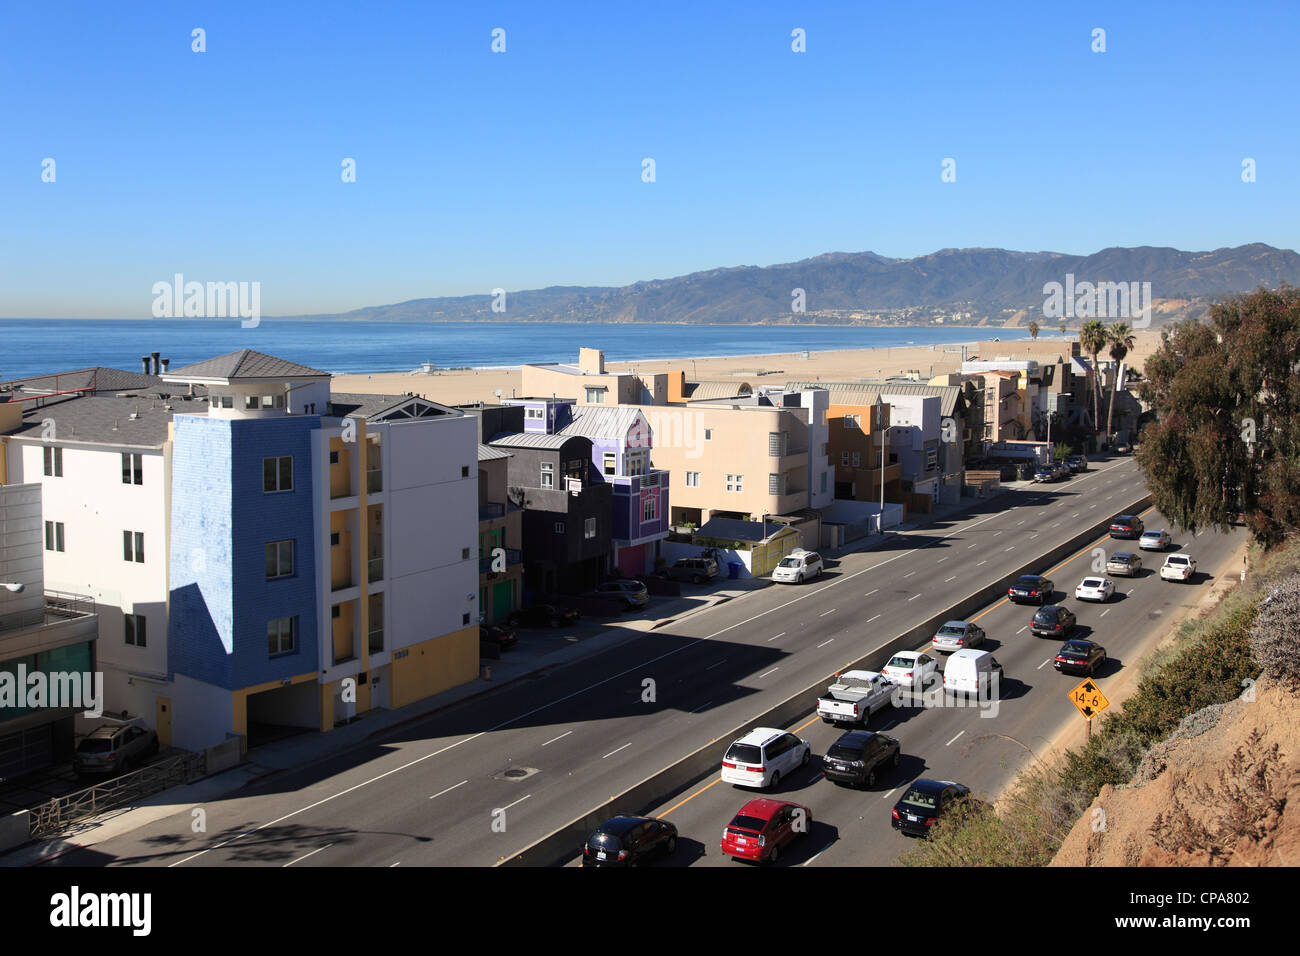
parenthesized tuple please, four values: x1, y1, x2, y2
(478, 501, 505, 521)
(0, 590, 96, 636)
(368, 557, 384, 581)
(368, 626, 384, 653)
(366, 468, 383, 494)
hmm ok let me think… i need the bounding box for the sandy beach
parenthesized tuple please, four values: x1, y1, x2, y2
(330, 328, 1165, 406)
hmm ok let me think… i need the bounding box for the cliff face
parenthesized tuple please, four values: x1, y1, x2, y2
(1052, 680, 1300, 866)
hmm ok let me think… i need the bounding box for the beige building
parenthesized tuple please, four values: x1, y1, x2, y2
(522, 348, 668, 406)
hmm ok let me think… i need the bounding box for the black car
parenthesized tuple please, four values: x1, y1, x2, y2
(1066, 455, 1088, 473)
(1030, 604, 1077, 638)
(508, 604, 580, 628)
(1054, 639, 1107, 676)
(1008, 574, 1053, 605)
(479, 623, 518, 659)
(822, 730, 901, 789)
(581, 816, 678, 866)
(891, 779, 972, 837)
(1109, 515, 1145, 539)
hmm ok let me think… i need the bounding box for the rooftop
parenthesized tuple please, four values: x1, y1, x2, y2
(477, 443, 512, 461)
(163, 349, 329, 383)
(0, 367, 172, 400)
(3, 393, 208, 447)
(487, 431, 575, 450)
(557, 406, 647, 441)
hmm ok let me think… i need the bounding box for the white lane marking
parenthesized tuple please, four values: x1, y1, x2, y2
(993, 530, 1002, 537)
(903, 571, 916, 578)
(1037, 658, 1052, 670)
(1016, 520, 1025, 526)
(497, 794, 532, 812)
(816, 638, 835, 648)
(1004, 546, 1015, 552)
(1050, 522, 1061, 529)
(430, 780, 468, 800)
(946, 731, 965, 746)
(758, 667, 780, 679)
(819, 609, 836, 617)
(1089, 504, 1097, 510)
(1100, 608, 1110, 617)
(865, 589, 879, 597)
(968, 544, 978, 549)
(1016, 626, 1027, 634)
(542, 731, 572, 747)
(866, 614, 881, 623)
(1030, 533, 1039, 539)
(908, 594, 920, 601)
(767, 633, 785, 643)
(390, 861, 401, 867)
(283, 843, 333, 867)
(803, 841, 835, 866)
(944, 575, 957, 582)
(976, 560, 987, 567)
(882, 787, 899, 800)
(705, 659, 727, 670)
(1072, 512, 1080, 518)
(603, 743, 632, 758)
(937, 556, 949, 563)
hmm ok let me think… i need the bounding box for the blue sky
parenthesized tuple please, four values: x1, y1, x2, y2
(1, 0, 1296, 317)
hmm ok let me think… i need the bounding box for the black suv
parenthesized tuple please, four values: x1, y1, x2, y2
(891, 780, 973, 837)
(1030, 604, 1077, 638)
(581, 816, 678, 866)
(822, 730, 902, 789)
(1054, 639, 1107, 676)
(1109, 515, 1145, 539)
(479, 623, 518, 659)
(1008, 574, 1053, 605)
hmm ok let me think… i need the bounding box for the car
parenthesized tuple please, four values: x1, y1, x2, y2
(660, 556, 719, 584)
(1106, 551, 1143, 577)
(881, 651, 938, 689)
(507, 603, 580, 628)
(931, 620, 986, 653)
(1108, 515, 1145, 539)
(772, 549, 823, 584)
(589, 579, 649, 610)
(1074, 576, 1115, 602)
(822, 730, 902, 789)
(73, 723, 159, 778)
(1054, 639, 1107, 676)
(1033, 467, 1056, 483)
(1139, 529, 1172, 551)
(1008, 574, 1053, 605)
(891, 780, 973, 837)
(1053, 461, 1070, 480)
(721, 798, 812, 863)
(581, 816, 677, 866)
(815, 670, 898, 725)
(1160, 553, 1197, 582)
(478, 622, 518, 659)
(1115, 442, 1132, 454)
(1066, 455, 1088, 473)
(942, 649, 1004, 697)
(721, 728, 811, 789)
(1030, 604, 1077, 638)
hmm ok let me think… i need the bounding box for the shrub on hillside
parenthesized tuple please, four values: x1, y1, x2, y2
(1249, 573, 1300, 688)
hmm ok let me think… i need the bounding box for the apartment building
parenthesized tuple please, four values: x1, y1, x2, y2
(885, 393, 943, 512)
(521, 348, 668, 406)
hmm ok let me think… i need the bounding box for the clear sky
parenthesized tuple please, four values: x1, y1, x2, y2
(1, 0, 1296, 317)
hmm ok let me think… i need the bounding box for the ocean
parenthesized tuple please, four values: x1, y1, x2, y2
(0, 319, 1032, 381)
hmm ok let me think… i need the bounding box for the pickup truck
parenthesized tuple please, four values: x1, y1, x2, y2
(816, 670, 898, 726)
(1160, 553, 1197, 582)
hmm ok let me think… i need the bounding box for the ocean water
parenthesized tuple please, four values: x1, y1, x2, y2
(0, 319, 1032, 381)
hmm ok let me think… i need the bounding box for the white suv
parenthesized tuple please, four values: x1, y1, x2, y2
(772, 549, 823, 584)
(1160, 553, 1197, 582)
(721, 728, 811, 788)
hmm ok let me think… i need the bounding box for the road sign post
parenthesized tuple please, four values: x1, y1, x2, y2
(1068, 677, 1110, 740)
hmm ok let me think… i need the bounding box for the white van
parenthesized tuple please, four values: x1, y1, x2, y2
(943, 649, 1005, 697)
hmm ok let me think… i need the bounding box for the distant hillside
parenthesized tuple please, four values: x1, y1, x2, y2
(286, 243, 1300, 326)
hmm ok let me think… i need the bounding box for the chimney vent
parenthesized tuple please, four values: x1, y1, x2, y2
(160, 358, 170, 372)
(151, 351, 161, 375)
(142, 356, 151, 374)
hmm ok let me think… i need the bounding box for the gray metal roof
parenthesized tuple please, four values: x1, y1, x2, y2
(786, 380, 962, 418)
(3, 394, 208, 447)
(478, 444, 512, 461)
(487, 431, 576, 450)
(164, 349, 328, 382)
(0, 367, 165, 397)
(556, 406, 646, 441)
(684, 380, 752, 401)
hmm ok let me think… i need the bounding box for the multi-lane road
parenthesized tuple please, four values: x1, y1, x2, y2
(37, 457, 1243, 867)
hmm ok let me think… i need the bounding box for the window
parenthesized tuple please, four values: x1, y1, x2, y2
(768, 473, 786, 495)
(263, 456, 293, 492)
(221, 395, 233, 409)
(840, 451, 849, 466)
(331, 605, 341, 619)
(584, 387, 606, 404)
(603, 453, 617, 476)
(462, 547, 471, 560)
(261, 395, 275, 408)
(540, 462, 554, 488)
(768, 432, 787, 457)
(123, 530, 145, 563)
(330, 531, 340, 546)
(584, 517, 596, 539)
(329, 450, 340, 465)
(461, 465, 470, 478)
(852, 452, 861, 467)
(843, 414, 860, 429)
(43, 445, 63, 477)
(820, 472, 828, 493)
(726, 474, 744, 493)
(275, 395, 285, 408)
(268, 616, 297, 656)
(121, 452, 143, 485)
(554, 522, 565, 534)
(704, 428, 713, 441)
(566, 459, 586, 480)
(245, 395, 259, 410)
(526, 407, 544, 420)
(642, 495, 658, 522)
(685, 471, 700, 488)
(625, 451, 645, 477)
(926, 448, 939, 471)
(125, 613, 147, 647)
(44, 520, 65, 552)
(266, 540, 294, 579)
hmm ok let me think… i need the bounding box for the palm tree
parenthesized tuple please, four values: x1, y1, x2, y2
(1027, 320, 1040, 341)
(1105, 322, 1137, 439)
(1079, 319, 1109, 444)
(1059, 321, 1067, 338)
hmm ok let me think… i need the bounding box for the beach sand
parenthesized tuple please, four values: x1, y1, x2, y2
(330, 329, 1164, 406)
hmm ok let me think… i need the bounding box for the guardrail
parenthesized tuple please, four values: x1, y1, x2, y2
(497, 491, 1153, 866)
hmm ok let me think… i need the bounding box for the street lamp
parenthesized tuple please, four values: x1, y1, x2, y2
(2, 582, 25, 593)
(875, 395, 891, 535)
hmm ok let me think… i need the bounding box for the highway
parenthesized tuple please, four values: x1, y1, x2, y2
(36, 456, 1232, 868)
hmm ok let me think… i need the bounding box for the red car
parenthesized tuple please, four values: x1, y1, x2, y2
(720, 798, 812, 864)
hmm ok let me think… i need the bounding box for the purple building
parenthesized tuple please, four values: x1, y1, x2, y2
(502, 396, 576, 434)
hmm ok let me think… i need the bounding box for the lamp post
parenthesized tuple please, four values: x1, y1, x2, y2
(875, 395, 890, 535)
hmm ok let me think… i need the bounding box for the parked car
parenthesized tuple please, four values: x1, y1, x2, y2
(1053, 461, 1070, 480)
(1115, 441, 1132, 454)
(1106, 551, 1143, 577)
(1033, 467, 1057, 483)
(772, 549, 823, 584)
(822, 730, 901, 789)
(721, 798, 812, 863)
(1109, 515, 1145, 539)
(891, 780, 973, 837)
(931, 620, 986, 653)
(816, 670, 898, 725)
(1066, 455, 1088, 472)
(589, 579, 649, 610)
(721, 728, 811, 789)
(660, 556, 719, 584)
(1074, 576, 1115, 602)
(73, 723, 159, 778)
(881, 651, 938, 689)
(1139, 529, 1172, 551)
(479, 622, 518, 659)
(1008, 574, 1053, 605)
(1030, 604, 1077, 638)
(1160, 553, 1197, 582)
(1054, 639, 1107, 676)
(581, 816, 677, 866)
(942, 649, 1004, 697)
(507, 604, 580, 628)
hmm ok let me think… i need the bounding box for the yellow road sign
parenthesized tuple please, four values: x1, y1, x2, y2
(1069, 677, 1109, 720)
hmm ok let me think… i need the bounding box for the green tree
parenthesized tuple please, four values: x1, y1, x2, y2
(1105, 322, 1137, 439)
(1028, 320, 1040, 341)
(1078, 319, 1109, 443)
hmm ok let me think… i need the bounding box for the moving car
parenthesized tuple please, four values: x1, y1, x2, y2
(507, 604, 580, 628)
(721, 798, 812, 863)
(942, 649, 1004, 697)
(822, 730, 901, 789)
(581, 816, 677, 866)
(931, 620, 986, 653)
(1074, 576, 1115, 602)
(1160, 553, 1197, 582)
(1105, 551, 1143, 577)
(721, 728, 811, 789)
(660, 556, 719, 584)
(478, 622, 518, 659)
(73, 723, 159, 778)
(816, 670, 898, 725)
(891, 780, 973, 837)
(1139, 529, 1172, 551)
(881, 651, 938, 689)
(1054, 640, 1107, 676)
(1108, 515, 1145, 539)
(772, 549, 823, 584)
(589, 579, 649, 610)
(1030, 604, 1077, 638)
(1008, 574, 1053, 605)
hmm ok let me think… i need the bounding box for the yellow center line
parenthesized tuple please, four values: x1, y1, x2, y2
(660, 777, 720, 816)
